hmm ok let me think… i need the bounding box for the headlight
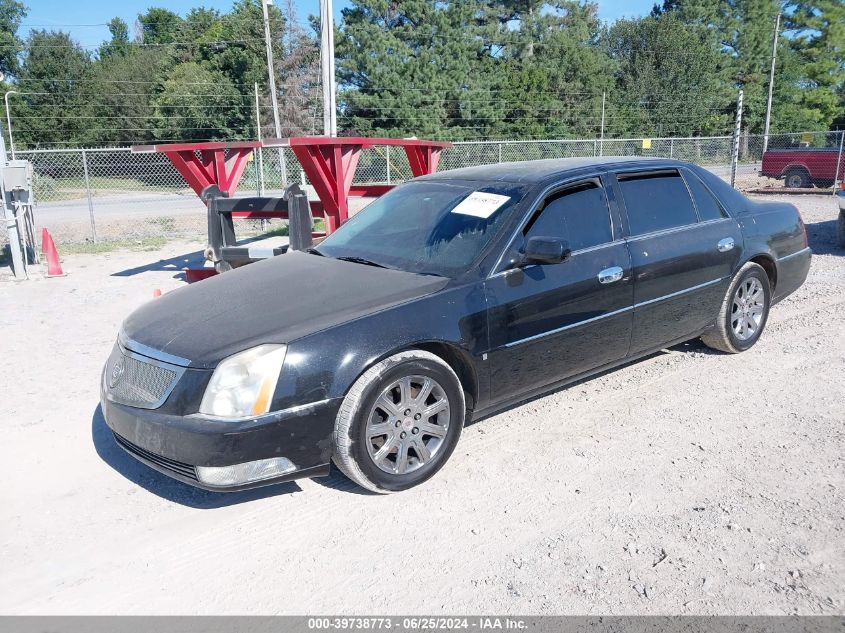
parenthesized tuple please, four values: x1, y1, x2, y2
(199, 345, 287, 418)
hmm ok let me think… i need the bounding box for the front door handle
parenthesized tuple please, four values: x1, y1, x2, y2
(717, 238, 735, 252)
(598, 266, 624, 284)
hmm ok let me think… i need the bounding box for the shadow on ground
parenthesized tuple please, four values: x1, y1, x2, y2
(110, 233, 290, 279)
(91, 405, 368, 506)
(805, 218, 843, 256)
(109, 248, 206, 280)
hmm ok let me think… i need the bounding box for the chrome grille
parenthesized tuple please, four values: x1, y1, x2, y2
(104, 344, 180, 409)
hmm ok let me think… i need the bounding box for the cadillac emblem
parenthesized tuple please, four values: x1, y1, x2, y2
(109, 356, 126, 388)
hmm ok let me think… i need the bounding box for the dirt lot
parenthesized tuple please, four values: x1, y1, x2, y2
(0, 194, 842, 615)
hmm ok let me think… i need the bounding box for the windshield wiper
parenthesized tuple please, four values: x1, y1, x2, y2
(305, 247, 324, 256)
(336, 255, 390, 269)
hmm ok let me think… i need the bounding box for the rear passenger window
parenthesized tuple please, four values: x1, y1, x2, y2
(684, 171, 727, 221)
(524, 182, 612, 251)
(618, 171, 698, 236)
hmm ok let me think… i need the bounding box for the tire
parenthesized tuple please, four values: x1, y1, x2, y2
(333, 350, 466, 493)
(784, 168, 810, 189)
(701, 262, 772, 353)
(838, 211, 845, 249)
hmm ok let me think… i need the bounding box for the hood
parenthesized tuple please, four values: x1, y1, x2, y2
(122, 251, 448, 368)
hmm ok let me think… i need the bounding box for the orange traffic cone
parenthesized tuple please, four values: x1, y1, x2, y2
(41, 228, 66, 277)
(152, 288, 162, 298)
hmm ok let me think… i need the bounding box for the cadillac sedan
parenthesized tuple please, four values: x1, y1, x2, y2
(101, 157, 811, 493)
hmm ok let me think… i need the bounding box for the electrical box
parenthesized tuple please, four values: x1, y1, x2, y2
(2, 160, 33, 191)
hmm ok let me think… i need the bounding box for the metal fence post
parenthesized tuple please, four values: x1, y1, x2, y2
(498, 143, 502, 163)
(257, 146, 265, 196)
(386, 145, 391, 184)
(80, 149, 97, 243)
(833, 130, 844, 195)
(731, 90, 744, 188)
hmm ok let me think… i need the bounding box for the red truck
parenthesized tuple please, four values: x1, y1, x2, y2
(760, 147, 844, 188)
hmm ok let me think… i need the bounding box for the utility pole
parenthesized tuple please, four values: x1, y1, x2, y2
(320, 0, 337, 136)
(254, 82, 266, 196)
(599, 91, 606, 157)
(261, 0, 287, 186)
(4, 90, 19, 160)
(762, 12, 781, 154)
(731, 89, 744, 188)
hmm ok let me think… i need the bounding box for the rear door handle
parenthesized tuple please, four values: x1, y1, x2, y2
(717, 238, 735, 252)
(598, 266, 624, 284)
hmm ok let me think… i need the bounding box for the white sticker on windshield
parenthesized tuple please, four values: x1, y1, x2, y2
(451, 191, 510, 219)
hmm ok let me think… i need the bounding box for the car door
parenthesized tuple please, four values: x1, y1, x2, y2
(612, 167, 743, 356)
(484, 175, 634, 405)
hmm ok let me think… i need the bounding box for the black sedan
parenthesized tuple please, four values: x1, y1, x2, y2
(101, 157, 811, 493)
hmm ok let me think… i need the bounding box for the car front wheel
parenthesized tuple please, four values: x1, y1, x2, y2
(333, 350, 465, 493)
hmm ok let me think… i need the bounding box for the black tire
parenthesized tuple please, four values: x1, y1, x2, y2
(333, 350, 465, 493)
(701, 262, 772, 354)
(784, 168, 810, 189)
(837, 211, 845, 249)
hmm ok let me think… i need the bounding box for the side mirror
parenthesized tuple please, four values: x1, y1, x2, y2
(520, 236, 571, 266)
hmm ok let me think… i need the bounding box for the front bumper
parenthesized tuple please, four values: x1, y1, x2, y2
(101, 394, 341, 492)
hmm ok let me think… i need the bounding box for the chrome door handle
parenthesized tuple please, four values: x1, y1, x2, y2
(717, 238, 735, 252)
(598, 266, 624, 284)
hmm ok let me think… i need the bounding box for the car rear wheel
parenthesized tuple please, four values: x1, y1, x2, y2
(333, 350, 465, 493)
(701, 262, 771, 354)
(784, 168, 810, 189)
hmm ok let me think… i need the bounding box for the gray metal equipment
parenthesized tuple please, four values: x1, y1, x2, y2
(1, 146, 38, 279)
(202, 183, 314, 272)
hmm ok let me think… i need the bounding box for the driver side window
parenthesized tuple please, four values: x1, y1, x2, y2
(523, 181, 613, 252)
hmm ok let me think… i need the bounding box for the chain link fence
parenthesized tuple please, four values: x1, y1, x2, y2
(5, 130, 843, 247)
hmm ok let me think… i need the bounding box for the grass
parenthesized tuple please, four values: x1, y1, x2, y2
(60, 236, 169, 255)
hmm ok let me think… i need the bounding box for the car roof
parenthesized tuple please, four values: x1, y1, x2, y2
(421, 156, 678, 184)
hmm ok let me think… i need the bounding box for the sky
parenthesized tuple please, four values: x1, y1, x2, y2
(22, 0, 657, 50)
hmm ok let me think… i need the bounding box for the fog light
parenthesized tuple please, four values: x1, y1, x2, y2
(196, 457, 296, 487)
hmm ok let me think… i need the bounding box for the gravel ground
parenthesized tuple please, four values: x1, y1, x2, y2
(0, 194, 842, 615)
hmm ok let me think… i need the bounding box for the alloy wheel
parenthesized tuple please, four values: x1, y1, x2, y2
(731, 277, 766, 341)
(365, 375, 451, 475)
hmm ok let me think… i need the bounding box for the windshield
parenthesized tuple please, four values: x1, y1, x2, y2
(315, 180, 527, 277)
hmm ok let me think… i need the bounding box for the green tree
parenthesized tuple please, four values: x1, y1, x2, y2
(150, 62, 249, 142)
(15, 30, 92, 148)
(0, 0, 27, 79)
(603, 12, 730, 137)
(98, 18, 131, 60)
(84, 47, 168, 145)
(781, 0, 845, 131)
(138, 8, 184, 45)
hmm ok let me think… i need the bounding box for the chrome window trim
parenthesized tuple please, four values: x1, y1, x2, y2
(625, 217, 731, 243)
(490, 173, 615, 276)
(500, 276, 726, 349)
(119, 329, 192, 368)
(105, 345, 187, 410)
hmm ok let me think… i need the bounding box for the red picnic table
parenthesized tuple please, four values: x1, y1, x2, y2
(263, 137, 453, 232)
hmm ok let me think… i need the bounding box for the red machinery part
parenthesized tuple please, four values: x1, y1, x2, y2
(263, 137, 453, 232)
